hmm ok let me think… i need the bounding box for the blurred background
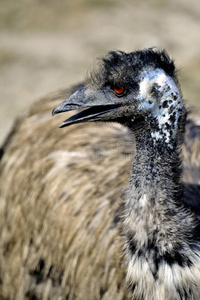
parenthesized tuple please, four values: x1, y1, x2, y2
(0, 0, 200, 144)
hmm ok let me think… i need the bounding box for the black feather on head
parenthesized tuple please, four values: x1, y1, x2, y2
(87, 48, 178, 91)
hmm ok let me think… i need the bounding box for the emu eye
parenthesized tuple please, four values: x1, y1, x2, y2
(150, 84, 159, 97)
(113, 85, 125, 96)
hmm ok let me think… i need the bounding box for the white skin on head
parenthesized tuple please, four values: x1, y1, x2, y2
(138, 69, 183, 148)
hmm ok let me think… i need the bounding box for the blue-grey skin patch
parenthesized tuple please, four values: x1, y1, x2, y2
(138, 69, 183, 149)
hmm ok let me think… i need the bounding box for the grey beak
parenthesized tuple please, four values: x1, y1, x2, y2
(52, 87, 89, 116)
(52, 87, 124, 128)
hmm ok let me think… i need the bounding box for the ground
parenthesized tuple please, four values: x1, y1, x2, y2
(0, 0, 200, 144)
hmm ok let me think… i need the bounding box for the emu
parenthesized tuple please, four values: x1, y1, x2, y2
(0, 49, 200, 300)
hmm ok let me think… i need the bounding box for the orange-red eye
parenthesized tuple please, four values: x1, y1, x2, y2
(113, 85, 125, 95)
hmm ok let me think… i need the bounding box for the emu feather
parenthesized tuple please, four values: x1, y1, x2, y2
(0, 49, 200, 300)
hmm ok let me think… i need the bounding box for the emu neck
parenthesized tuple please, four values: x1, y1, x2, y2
(122, 116, 200, 299)
(123, 119, 190, 260)
(130, 125, 182, 204)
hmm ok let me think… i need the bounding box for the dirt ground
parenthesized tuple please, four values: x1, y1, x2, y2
(0, 0, 200, 144)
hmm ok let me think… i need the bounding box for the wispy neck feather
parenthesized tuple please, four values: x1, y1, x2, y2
(122, 106, 200, 300)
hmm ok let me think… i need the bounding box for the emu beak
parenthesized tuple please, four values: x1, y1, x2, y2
(52, 87, 124, 128)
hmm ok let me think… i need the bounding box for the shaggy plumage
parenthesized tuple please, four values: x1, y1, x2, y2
(53, 49, 200, 299)
(0, 49, 200, 300)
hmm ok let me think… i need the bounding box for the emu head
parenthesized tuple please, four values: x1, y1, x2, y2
(52, 49, 186, 147)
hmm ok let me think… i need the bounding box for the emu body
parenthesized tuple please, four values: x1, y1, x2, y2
(0, 49, 200, 300)
(0, 87, 131, 300)
(53, 49, 200, 299)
